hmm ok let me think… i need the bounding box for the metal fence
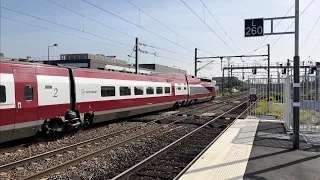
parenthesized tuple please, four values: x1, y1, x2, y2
(247, 75, 320, 133)
(247, 77, 286, 120)
(299, 76, 320, 132)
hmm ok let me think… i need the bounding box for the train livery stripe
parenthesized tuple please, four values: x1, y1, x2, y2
(76, 94, 189, 113)
(74, 77, 172, 103)
(0, 120, 45, 131)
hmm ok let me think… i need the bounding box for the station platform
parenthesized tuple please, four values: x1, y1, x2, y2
(178, 117, 320, 180)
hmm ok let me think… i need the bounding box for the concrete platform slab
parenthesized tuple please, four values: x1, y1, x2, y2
(178, 117, 320, 180)
(207, 113, 247, 119)
(244, 121, 320, 180)
(178, 118, 259, 180)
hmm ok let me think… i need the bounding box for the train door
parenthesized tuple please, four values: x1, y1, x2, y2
(0, 72, 16, 143)
(9, 68, 39, 140)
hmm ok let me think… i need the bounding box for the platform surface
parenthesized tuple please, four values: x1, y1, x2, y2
(179, 118, 320, 180)
(244, 121, 320, 180)
(179, 118, 259, 180)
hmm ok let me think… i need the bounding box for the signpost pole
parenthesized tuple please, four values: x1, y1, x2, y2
(267, 44, 270, 101)
(293, 0, 300, 150)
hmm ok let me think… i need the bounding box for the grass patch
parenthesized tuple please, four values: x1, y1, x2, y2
(253, 100, 319, 124)
(253, 101, 284, 119)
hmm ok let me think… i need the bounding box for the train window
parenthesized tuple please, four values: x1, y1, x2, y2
(120, 86, 131, 96)
(165, 87, 170, 94)
(101, 86, 115, 97)
(146, 87, 154, 94)
(184, 87, 186, 90)
(0, 85, 6, 103)
(134, 87, 144, 95)
(156, 87, 163, 94)
(24, 86, 33, 101)
(177, 87, 181, 90)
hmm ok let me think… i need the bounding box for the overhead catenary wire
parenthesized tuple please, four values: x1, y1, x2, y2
(45, 0, 135, 39)
(140, 49, 193, 65)
(308, 36, 320, 58)
(125, 0, 217, 56)
(307, 39, 320, 59)
(2, 15, 192, 66)
(180, 0, 239, 55)
(81, 0, 195, 54)
(271, 0, 316, 48)
(140, 49, 193, 64)
(300, 14, 320, 50)
(46, 0, 192, 60)
(199, 0, 252, 62)
(0, 16, 133, 52)
(139, 43, 193, 59)
(312, 46, 320, 58)
(0, 6, 133, 48)
(156, 54, 193, 65)
(252, 4, 295, 52)
(199, 0, 241, 53)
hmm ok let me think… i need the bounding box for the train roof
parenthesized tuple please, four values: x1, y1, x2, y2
(0, 61, 213, 84)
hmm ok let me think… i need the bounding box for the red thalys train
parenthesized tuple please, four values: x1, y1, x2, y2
(0, 61, 216, 143)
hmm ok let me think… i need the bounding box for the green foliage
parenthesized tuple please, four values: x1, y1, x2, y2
(269, 93, 284, 102)
(299, 110, 319, 124)
(253, 101, 284, 119)
(253, 96, 319, 124)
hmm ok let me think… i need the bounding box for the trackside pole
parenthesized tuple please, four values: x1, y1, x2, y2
(293, 0, 300, 150)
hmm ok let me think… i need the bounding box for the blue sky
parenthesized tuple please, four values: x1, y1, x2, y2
(1, 0, 320, 78)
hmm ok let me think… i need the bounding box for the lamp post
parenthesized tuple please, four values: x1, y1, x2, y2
(48, 44, 58, 63)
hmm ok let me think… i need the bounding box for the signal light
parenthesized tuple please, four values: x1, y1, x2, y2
(252, 68, 257, 74)
(282, 68, 286, 74)
(309, 67, 316, 74)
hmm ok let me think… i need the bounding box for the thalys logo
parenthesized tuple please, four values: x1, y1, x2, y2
(81, 89, 97, 96)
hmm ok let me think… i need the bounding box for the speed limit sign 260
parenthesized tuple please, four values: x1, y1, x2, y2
(244, 18, 264, 37)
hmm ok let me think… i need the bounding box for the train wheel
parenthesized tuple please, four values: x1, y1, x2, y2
(173, 102, 180, 109)
(82, 114, 91, 129)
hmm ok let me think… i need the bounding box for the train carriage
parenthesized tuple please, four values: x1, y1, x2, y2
(0, 62, 73, 143)
(0, 61, 216, 144)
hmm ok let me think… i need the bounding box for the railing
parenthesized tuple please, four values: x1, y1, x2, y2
(247, 77, 285, 121)
(299, 76, 320, 132)
(247, 75, 320, 133)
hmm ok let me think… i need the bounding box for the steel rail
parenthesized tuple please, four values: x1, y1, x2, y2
(19, 96, 248, 180)
(0, 96, 228, 170)
(0, 92, 244, 155)
(173, 98, 259, 179)
(0, 126, 138, 172)
(0, 93, 246, 173)
(111, 100, 249, 180)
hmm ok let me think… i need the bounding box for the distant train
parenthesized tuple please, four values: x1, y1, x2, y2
(0, 61, 216, 143)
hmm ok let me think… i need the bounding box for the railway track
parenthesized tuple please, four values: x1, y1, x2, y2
(111, 101, 254, 180)
(0, 92, 246, 156)
(0, 93, 249, 179)
(0, 92, 244, 155)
